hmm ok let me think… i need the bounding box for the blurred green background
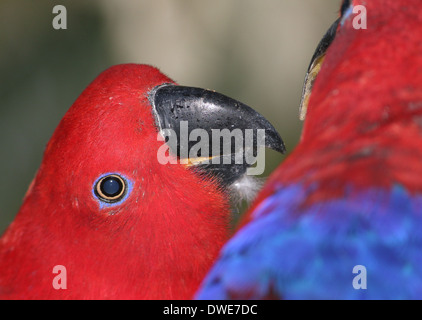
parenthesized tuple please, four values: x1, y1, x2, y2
(0, 0, 338, 233)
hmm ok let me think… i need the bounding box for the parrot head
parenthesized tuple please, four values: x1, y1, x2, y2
(281, 0, 422, 198)
(196, 0, 422, 300)
(0, 64, 284, 299)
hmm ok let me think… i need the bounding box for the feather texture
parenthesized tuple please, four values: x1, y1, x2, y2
(196, 183, 422, 299)
(196, 0, 422, 299)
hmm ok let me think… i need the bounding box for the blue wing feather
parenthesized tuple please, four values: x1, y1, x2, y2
(195, 184, 422, 299)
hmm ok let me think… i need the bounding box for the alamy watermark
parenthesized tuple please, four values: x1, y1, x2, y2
(343, 4, 367, 30)
(52, 5, 67, 30)
(352, 5, 367, 30)
(52, 265, 67, 290)
(352, 265, 367, 290)
(156, 121, 267, 176)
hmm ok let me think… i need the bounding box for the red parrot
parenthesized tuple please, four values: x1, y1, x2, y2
(0, 64, 284, 299)
(196, 0, 422, 299)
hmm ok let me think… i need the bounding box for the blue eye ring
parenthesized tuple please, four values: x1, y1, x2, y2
(94, 174, 127, 203)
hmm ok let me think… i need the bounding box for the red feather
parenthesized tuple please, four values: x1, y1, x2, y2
(246, 0, 422, 223)
(0, 64, 230, 299)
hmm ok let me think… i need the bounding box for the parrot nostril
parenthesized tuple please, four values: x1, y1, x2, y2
(95, 174, 127, 203)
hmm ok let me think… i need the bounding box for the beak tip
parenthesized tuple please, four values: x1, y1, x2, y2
(271, 138, 287, 154)
(263, 125, 286, 154)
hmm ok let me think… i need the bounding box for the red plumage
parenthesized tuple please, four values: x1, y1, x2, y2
(0, 64, 231, 299)
(248, 0, 422, 217)
(193, 0, 422, 300)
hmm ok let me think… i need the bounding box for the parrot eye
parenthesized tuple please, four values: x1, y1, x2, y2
(94, 174, 127, 203)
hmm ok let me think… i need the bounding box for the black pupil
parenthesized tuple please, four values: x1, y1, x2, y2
(101, 177, 123, 197)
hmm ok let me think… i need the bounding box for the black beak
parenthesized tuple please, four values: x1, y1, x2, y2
(299, 18, 340, 120)
(149, 84, 285, 186)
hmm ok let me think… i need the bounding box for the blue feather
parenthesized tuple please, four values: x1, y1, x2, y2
(195, 184, 422, 299)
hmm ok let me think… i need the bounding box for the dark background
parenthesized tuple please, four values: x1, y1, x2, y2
(0, 0, 338, 233)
